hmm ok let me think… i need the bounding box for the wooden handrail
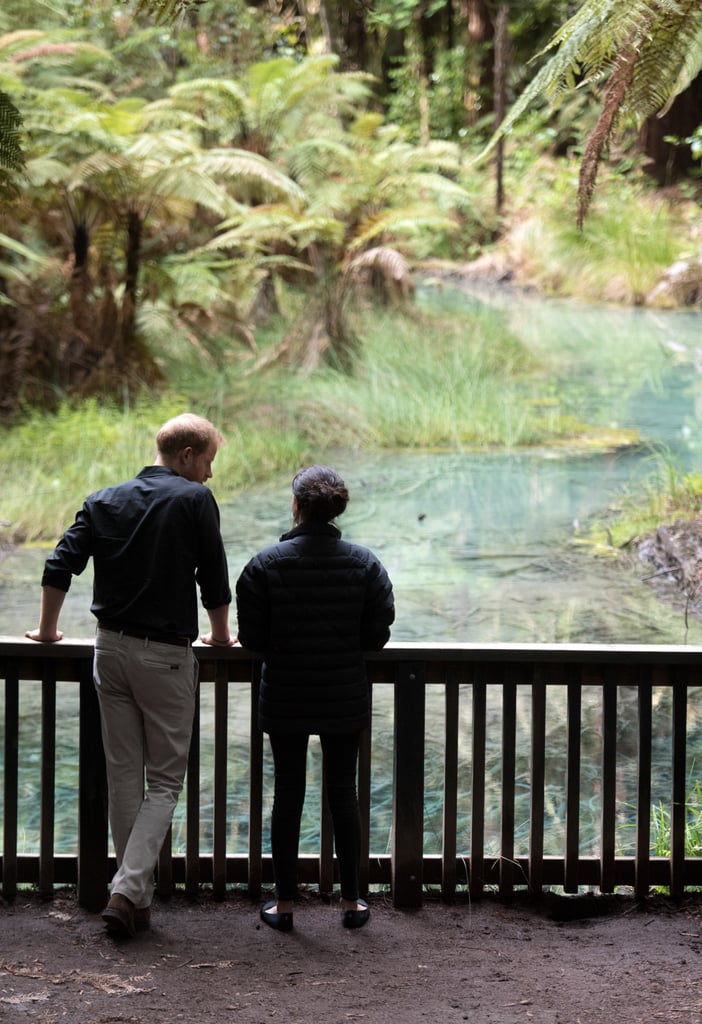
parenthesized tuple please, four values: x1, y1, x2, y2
(2, 637, 702, 911)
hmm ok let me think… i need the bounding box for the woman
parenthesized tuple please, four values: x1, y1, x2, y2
(236, 465, 395, 931)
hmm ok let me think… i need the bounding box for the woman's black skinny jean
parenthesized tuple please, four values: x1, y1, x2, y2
(268, 731, 362, 903)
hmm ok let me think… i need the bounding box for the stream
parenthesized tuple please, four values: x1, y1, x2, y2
(3, 285, 702, 861)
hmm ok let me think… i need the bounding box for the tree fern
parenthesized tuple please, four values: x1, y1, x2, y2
(130, 0, 198, 23)
(0, 89, 24, 198)
(483, 0, 702, 225)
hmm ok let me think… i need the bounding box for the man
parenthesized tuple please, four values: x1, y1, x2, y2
(26, 413, 234, 937)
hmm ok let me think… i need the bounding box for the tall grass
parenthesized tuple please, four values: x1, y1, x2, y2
(650, 779, 702, 860)
(587, 447, 702, 551)
(0, 300, 607, 544)
(0, 397, 311, 544)
(298, 303, 589, 449)
(649, 778, 702, 893)
(507, 159, 685, 304)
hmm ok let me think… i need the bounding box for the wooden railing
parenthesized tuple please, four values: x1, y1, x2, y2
(1, 637, 701, 911)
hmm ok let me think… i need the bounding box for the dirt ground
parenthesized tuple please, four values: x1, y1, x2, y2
(1, 889, 701, 1024)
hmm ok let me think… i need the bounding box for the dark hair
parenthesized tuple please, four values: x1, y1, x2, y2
(292, 465, 349, 523)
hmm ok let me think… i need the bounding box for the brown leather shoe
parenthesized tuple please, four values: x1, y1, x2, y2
(102, 893, 136, 937)
(134, 905, 151, 931)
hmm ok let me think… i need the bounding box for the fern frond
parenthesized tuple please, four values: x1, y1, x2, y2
(204, 206, 343, 253)
(198, 149, 306, 204)
(480, 0, 702, 160)
(287, 137, 355, 183)
(347, 246, 411, 280)
(25, 156, 71, 187)
(129, 0, 200, 24)
(577, 46, 637, 228)
(349, 206, 457, 249)
(627, 3, 702, 116)
(379, 171, 470, 205)
(166, 78, 248, 117)
(146, 165, 236, 216)
(0, 232, 45, 263)
(0, 88, 23, 172)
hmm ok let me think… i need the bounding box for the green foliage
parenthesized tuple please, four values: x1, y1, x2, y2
(587, 448, 702, 553)
(0, 89, 24, 199)
(0, 398, 180, 542)
(483, 0, 702, 224)
(0, 298, 585, 542)
(2, 0, 701, 421)
(386, 44, 471, 143)
(505, 157, 683, 303)
(496, 0, 702, 134)
(649, 778, 702, 892)
(367, 1, 446, 32)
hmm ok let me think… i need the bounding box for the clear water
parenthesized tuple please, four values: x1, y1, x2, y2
(4, 284, 702, 644)
(3, 286, 702, 862)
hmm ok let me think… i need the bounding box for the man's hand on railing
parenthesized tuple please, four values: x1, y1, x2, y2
(25, 586, 66, 643)
(200, 633, 238, 647)
(25, 628, 64, 643)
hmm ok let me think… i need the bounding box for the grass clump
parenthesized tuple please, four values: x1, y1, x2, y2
(0, 396, 311, 544)
(506, 159, 686, 305)
(586, 449, 702, 553)
(301, 304, 585, 449)
(0, 300, 623, 545)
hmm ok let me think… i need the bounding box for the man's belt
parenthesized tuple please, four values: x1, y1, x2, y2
(98, 623, 191, 647)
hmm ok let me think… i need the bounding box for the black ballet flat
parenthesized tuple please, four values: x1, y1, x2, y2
(341, 898, 370, 929)
(260, 900, 293, 932)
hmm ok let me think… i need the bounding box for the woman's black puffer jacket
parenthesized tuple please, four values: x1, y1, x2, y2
(235, 521, 395, 735)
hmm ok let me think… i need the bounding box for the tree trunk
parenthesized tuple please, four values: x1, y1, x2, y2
(69, 220, 92, 337)
(640, 72, 702, 185)
(493, 5, 509, 214)
(303, 0, 377, 71)
(463, 0, 494, 123)
(121, 207, 142, 360)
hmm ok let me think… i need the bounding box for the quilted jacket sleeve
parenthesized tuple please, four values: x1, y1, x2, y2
(235, 556, 269, 652)
(359, 555, 395, 651)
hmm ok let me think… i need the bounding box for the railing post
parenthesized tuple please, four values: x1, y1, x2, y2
(248, 665, 263, 899)
(600, 668, 617, 893)
(529, 669, 546, 895)
(185, 686, 201, 895)
(670, 672, 688, 898)
(470, 671, 487, 898)
(500, 671, 516, 897)
(392, 661, 425, 908)
(442, 669, 459, 896)
(635, 668, 653, 897)
(564, 671, 582, 894)
(358, 713, 372, 897)
(39, 664, 56, 898)
(212, 660, 229, 899)
(2, 668, 19, 901)
(77, 656, 108, 911)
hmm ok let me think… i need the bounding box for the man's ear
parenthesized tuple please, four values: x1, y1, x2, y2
(176, 446, 193, 469)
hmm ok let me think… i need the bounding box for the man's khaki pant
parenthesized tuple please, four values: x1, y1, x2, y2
(93, 626, 197, 909)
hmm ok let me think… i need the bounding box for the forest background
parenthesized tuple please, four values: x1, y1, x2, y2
(2, 0, 702, 551)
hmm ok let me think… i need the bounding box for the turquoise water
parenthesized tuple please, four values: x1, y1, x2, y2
(3, 286, 702, 860)
(5, 286, 702, 644)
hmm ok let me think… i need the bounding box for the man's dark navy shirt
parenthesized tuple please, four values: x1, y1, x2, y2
(42, 466, 232, 641)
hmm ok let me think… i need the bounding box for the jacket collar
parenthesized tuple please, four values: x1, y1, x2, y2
(280, 521, 341, 542)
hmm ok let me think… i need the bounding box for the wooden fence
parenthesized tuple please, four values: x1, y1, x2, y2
(1, 637, 701, 911)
